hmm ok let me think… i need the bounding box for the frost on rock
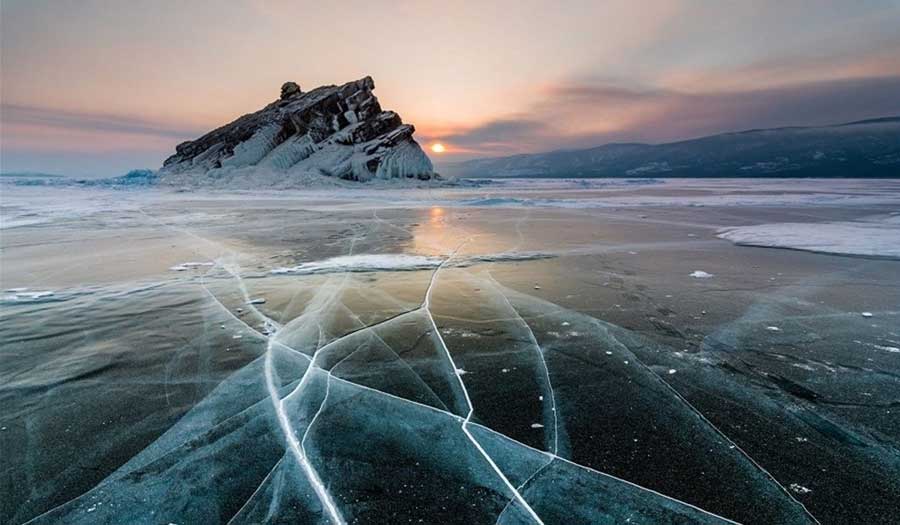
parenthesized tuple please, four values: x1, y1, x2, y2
(220, 125, 282, 168)
(159, 76, 438, 186)
(374, 141, 434, 180)
(258, 134, 317, 170)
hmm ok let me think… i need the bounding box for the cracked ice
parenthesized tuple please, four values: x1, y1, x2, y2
(4, 180, 900, 524)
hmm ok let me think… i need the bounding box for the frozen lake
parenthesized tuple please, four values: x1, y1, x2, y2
(2, 179, 899, 524)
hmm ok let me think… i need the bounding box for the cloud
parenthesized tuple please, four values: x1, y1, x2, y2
(430, 74, 900, 160)
(425, 119, 555, 155)
(1, 104, 202, 141)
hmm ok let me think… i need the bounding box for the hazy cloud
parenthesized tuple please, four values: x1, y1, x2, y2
(1, 104, 202, 141)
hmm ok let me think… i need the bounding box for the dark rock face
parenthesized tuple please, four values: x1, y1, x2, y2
(160, 77, 434, 184)
(280, 81, 302, 99)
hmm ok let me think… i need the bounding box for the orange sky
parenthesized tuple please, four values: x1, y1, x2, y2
(2, 0, 899, 176)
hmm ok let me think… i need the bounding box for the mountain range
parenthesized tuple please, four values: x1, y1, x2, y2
(443, 117, 900, 178)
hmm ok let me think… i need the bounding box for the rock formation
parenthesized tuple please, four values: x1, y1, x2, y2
(160, 77, 435, 184)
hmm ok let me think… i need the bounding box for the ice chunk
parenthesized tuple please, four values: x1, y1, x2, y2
(690, 271, 714, 278)
(789, 483, 813, 494)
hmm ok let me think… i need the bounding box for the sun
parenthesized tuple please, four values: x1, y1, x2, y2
(430, 143, 446, 154)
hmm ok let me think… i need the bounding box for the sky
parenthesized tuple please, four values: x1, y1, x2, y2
(2, 0, 900, 177)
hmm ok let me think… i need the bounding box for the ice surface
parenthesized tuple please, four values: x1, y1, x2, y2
(456, 180, 900, 209)
(5, 179, 900, 524)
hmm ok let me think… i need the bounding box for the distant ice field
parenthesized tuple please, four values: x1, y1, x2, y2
(4, 177, 900, 227)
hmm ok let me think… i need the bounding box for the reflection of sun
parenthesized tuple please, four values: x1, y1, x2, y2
(428, 206, 446, 227)
(430, 143, 446, 154)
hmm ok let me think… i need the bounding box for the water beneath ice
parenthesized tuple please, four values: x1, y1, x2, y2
(2, 179, 900, 524)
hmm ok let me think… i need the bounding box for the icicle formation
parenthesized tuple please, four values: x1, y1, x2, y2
(375, 141, 434, 180)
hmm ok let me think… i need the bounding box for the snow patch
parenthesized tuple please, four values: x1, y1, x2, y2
(272, 254, 443, 275)
(857, 341, 900, 353)
(789, 483, 813, 495)
(3, 290, 55, 301)
(718, 219, 900, 259)
(169, 262, 215, 271)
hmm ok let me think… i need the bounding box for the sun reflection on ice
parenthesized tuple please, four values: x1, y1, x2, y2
(429, 206, 444, 224)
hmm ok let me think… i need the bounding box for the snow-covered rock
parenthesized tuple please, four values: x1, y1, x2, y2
(159, 77, 435, 186)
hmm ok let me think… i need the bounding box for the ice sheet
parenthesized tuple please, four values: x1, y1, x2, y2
(5, 179, 900, 524)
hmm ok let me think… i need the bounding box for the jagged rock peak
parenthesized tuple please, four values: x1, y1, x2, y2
(280, 81, 302, 99)
(160, 76, 435, 185)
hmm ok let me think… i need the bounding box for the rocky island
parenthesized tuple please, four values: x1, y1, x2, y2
(159, 77, 436, 187)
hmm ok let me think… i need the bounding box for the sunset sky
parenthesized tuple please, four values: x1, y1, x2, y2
(2, 0, 900, 176)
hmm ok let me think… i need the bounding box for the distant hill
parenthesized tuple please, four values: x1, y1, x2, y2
(444, 117, 900, 178)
